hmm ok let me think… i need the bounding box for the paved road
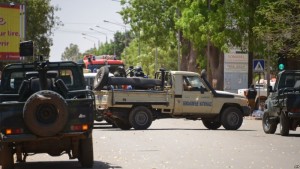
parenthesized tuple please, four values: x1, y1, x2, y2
(15, 118, 300, 169)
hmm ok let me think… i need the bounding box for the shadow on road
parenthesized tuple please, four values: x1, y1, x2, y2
(147, 128, 256, 132)
(275, 133, 300, 137)
(14, 160, 122, 169)
(97, 128, 256, 132)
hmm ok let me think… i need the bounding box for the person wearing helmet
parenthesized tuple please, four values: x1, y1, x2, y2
(134, 66, 145, 77)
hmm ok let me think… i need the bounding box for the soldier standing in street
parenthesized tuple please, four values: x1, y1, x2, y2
(245, 84, 257, 115)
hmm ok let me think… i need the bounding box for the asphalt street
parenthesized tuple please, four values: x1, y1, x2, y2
(14, 118, 300, 169)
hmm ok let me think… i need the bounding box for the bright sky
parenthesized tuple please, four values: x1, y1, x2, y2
(49, 0, 124, 61)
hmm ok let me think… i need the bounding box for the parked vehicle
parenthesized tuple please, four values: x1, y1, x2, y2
(263, 70, 300, 136)
(93, 67, 250, 130)
(0, 57, 95, 168)
(81, 54, 126, 76)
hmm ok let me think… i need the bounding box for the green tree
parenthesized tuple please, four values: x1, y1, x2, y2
(97, 42, 115, 56)
(61, 43, 81, 61)
(124, 37, 177, 77)
(87, 31, 133, 60)
(253, 0, 300, 69)
(120, 0, 300, 88)
(120, 0, 183, 70)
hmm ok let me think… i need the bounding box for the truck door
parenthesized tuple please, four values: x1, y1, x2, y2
(181, 76, 213, 114)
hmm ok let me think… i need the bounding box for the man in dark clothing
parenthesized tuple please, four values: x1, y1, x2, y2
(245, 84, 257, 115)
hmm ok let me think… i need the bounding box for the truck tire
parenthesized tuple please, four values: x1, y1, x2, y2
(79, 134, 94, 168)
(279, 112, 290, 136)
(93, 66, 109, 90)
(129, 106, 153, 130)
(23, 90, 68, 137)
(221, 107, 243, 130)
(262, 112, 277, 134)
(202, 120, 221, 130)
(115, 119, 132, 130)
(0, 143, 14, 169)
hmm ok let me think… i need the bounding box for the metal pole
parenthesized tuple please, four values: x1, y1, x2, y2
(177, 31, 181, 71)
(155, 46, 158, 72)
(176, 8, 181, 71)
(89, 28, 107, 43)
(138, 30, 141, 57)
(103, 20, 127, 58)
(114, 35, 116, 57)
(267, 43, 270, 96)
(207, 0, 211, 80)
(124, 27, 127, 57)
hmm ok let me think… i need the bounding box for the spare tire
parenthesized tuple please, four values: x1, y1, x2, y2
(23, 90, 68, 137)
(93, 66, 109, 90)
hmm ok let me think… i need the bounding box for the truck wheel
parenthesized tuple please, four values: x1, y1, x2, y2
(221, 107, 243, 130)
(23, 90, 68, 137)
(129, 106, 153, 130)
(0, 143, 14, 169)
(202, 120, 221, 130)
(93, 66, 109, 90)
(279, 112, 290, 136)
(262, 112, 277, 134)
(115, 119, 132, 130)
(78, 134, 94, 168)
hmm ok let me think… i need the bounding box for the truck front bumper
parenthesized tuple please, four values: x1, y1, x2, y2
(242, 106, 251, 116)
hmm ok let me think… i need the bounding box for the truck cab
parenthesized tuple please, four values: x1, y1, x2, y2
(164, 71, 212, 115)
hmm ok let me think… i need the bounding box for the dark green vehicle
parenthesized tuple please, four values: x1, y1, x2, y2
(0, 60, 95, 169)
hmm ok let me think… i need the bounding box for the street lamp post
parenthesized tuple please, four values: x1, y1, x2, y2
(95, 26, 116, 57)
(96, 25, 115, 33)
(82, 37, 96, 50)
(103, 20, 127, 57)
(89, 28, 107, 43)
(82, 33, 100, 47)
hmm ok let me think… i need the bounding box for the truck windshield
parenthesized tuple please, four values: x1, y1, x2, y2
(277, 73, 300, 89)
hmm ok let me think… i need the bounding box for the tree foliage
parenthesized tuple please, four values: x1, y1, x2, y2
(61, 43, 81, 61)
(119, 0, 300, 88)
(123, 37, 177, 77)
(120, 0, 176, 47)
(254, 0, 300, 57)
(83, 31, 133, 60)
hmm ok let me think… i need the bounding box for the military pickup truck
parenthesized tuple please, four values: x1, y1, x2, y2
(94, 67, 250, 130)
(0, 59, 95, 169)
(263, 70, 300, 136)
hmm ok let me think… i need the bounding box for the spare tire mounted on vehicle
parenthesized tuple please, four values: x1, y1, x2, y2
(23, 90, 68, 137)
(93, 66, 109, 90)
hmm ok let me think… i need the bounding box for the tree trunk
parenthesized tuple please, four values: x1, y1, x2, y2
(180, 37, 198, 72)
(207, 44, 224, 90)
(247, 0, 260, 87)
